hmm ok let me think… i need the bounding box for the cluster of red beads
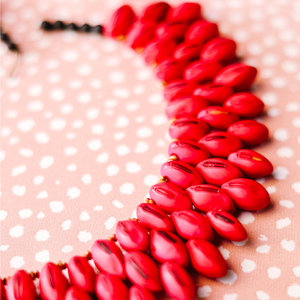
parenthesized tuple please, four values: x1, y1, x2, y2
(1, 2, 274, 300)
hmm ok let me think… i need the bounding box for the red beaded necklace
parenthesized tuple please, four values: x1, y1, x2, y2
(1, 2, 273, 300)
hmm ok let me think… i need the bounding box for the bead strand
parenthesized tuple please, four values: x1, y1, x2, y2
(41, 21, 104, 34)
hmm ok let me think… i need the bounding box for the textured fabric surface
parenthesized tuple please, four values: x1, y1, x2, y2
(1, 0, 300, 299)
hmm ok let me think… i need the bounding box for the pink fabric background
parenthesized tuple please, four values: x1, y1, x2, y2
(1, 0, 300, 299)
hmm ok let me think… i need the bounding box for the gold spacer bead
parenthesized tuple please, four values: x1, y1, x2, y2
(108, 234, 117, 241)
(145, 198, 156, 204)
(152, 62, 158, 68)
(135, 47, 144, 53)
(57, 261, 67, 270)
(116, 35, 125, 41)
(29, 271, 39, 280)
(170, 118, 177, 125)
(3, 277, 10, 285)
(168, 154, 178, 161)
(162, 81, 168, 87)
(158, 176, 168, 183)
(83, 251, 93, 260)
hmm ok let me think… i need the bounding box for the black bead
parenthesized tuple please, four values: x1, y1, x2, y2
(91, 25, 104, 34)
(65, 23, 78, 31)
(53, 20, 65, 30)
(1, 33, 9, 42)
(7, 42, 19, 52)
(41, 21, 53, 31)
(79, 24, 92, 32)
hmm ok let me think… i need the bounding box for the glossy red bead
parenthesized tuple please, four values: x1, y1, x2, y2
(95, 273, 128, 300)
(198, 132, 243, 158)
(149, 182, 192, 213)
(124, 251, 162, 292)
(206, 210, 248, 241)
(0, 279, 6, 300)
(186, 239, 227, 278)
(161, 160, 204, 189)
(223, 93, 264, 118)
(213, 63, 257, 91)
(91, 239, 125, 279)
(171, 210, 213, 241)
(105, 5, 136, 38)
(165, 95, 209, 119)
(169, 117, 209, 141)
(193, 84, 234, 105)
(200, 37, 236, 65)
(168, 140, 211, 166)
(126, 22, 156, 50)
(128, 285, 156, 300)
(222, 178, 271, 211)
(140, 2, 171, 23)
(184, 61, 223, 84)
(163, 80, 198, 102)
(197, 106, 239, 131)
(186, 184, 235, 213)
(156, 21, 189, 41)
(168, 2, 201, 23)
(160, 262, 195, 300)
(227, 120, 269, 146)
(155, 59, 188, 83)
(7, 270, 37, 300)
(67, 256, 95, 294)
(185, 20, 219, 44)
(137, 203, 175, 232)
(64, 287, 92, 300)
(40, 262, 69, 300)
(228, 149, 273, 178)
(150, 229, 189, 267)
(196, 158, 244, 187)
(116, 220, 149, 252)
(173, 42, 203, 62)
(143, 39, 176, 65)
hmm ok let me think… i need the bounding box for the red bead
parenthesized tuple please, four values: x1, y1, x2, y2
(223, 93, 264, 118)
(137, 203, 175, 232)
(193, 83, 234, 105)
(143, 39, 176, 65)
(185, 20, 219, 44)
(67, 256, 95, 294)
(186, 239, 227, 278)
(173, 42, 203, 62)
(150, 229, 189, 267)
(124, 251, 162, 292)
(116, 220, 149, 252)
(200, 37, 236, 65)
(206, 210, 248, 241)
(40, 263, 69, 300)
(128, 285, 156, 300)
(156, 21, 189, 41)
(196, 158, 244, 187)
(155, 59, 188, 83)
(184, 61, 222, 84)
(168, 3, 201, 23)
(161, 161, 204, 189)
(160, 262, 195, 300)
(222, 178, 271, 211)
(197, 106, 239, 131)
(140, 2, 171, 23)
(171, 210, 213, 241)
(64, 287, 92, 300)
(150, 182, 192, 213)
(228, 149, 273, 178)
(227, 120, 269, 146)
(169, 117, 209, 141)
(126, 22, 156, 50)
(186, 184, 235, 213)
(91, 239, 125, 280)
(105, 5, 136, 38)
(168, 140, 211, 166)
(0, 279, 6, 300)
(163, 80, 198, 102)
(213, 63, 257, 91)
(7, 270, 37, 300)
(165, 95, 209, 119)
(95, 273, 128, 300)
(198, 132, 243, 158)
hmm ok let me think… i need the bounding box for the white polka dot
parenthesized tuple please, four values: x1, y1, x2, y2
(223, 294, 238, 300)
(62, 245, 73, 253)
(144, 174, 159, 186)
(89, 78, 102, 89)
(292, 182, 300, 194)
(238, 212, 255, 224)
(267, 267, 281, 279)
(86, 108, 99, 120)
(274, 128, 289, 141)
(113, 87, 130, 98)
(256, 245, 270, 254)
(0, 245, 9, 251)
(27, 100, 44, 112)
(267, 107, 280, 117)
(266, 186, 276, 194)
(241, 259, 256, 273)
(35, 250, 50, 263)
(115, 116, 129, 128)
(60, 103, 73, 115)
(281, 239, 296, 252)
(80, 211, 90, 221)
(0, 210, 8, 221)
(116, 145, 130, 156)
(11, 165, 27, 176)
(293, 267, 300, 277)
(218, 246, 230, 260)
(270, 76, 287, 88)
(133, 85, 145, 95)
(17, 118, 35, 132)
(247, 42, 263, 55)
(283, 44, 300, 58)
(261, 92, 278, 105)
(18, 209, 32, 219)
(35, 132, 50, 144)
(114, 132, 125, 140)
(112, 200, 124, 208)
(2, 126, 11, 137)
(81, 174, 92, 185)
(109, 70, 125, 84)
(61, 219, 71, 230)
(119, 183, 135, 195)
(197, 286, 212, 298)
(9, 256, 25, 269)
(67, 164, 77, 172)
(96, 152, 109, 163)
(126, 102, 140, 111)
(94, 205, 103, 211)
(281, 60, 298, 73)
(280, 200, 294, 208)
(49, 201, 64, 213)
(72, 120, 84, 129)
(47, 73, 61, 85)
(148, 93, 163, 104)
(6, 110, 18, 118)
(9, 225, 24, 237)
(258, 235, 268, 241)
(39, 156, 54, 169)
(216, 270, 237, 285)
(77, 92, 92, 104)
(67, 187, 80, 199)
(126, 162, 141, 173)
(19, 148, 33, 157)
(77, 231, 92, 243)
(37, 212, 45, 219)
(27, 84, 43, 97)
(12, 185, 26, 197)
(35, 230, 50, 241)
(287, 284, 300, 298)
(276, 147, 294, 158)
(76, 64, 92, 76)
(276, 217, 291, 229)
(100, 183, 113, 195)
(272, 166, 289, 180)
(61, 49, 79, 62)
(104, 217, 116, 230)
(50, 118, 66, 131)
(134, 141, 149, 153)
(152, 153, 168, 165)
(256, 291, 270, 300)
(87, 139, 102, 151)
(137, 127, 152, 138)
(0, 150, 5, 162)
(292, 117, 300, 128)
(261, 53, 279, 66)
(107, 164, 119, 176)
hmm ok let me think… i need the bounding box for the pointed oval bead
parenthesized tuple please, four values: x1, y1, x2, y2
(91, 239, 125, 279)
(39, 262, 69, 300)
(64, 287, 92, 300)
(137, 203, 175, 232)
(185, 20, 219, 44)
(7, 270, 37, 300)
(173, 42, 203, 62)
(155, 59, 188, 83)
(206, 210, 248, 241)
(171, 210, 213, 241)
(160, 262, 195, 300)
(140, 2, 171, 23)
(156, 21, 189, 41)
(150, 229, 189, 267)
(186, 239, 227, 278)
(0, 278, 6, 300)
(163, 80, 198, 102)
(67, 256, 95, 294)
(149, 182, 192, 213)
(116, 220, 149, 252)
(95, 273, 128, 300)
(222, 178, 270, 211)
(129, 285, 156, 300)
(186, 184, 235, 213)
(124, 251, 162, 291)
(168, 3, 201, 23)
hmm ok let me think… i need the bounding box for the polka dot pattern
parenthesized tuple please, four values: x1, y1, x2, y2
(0, 0, 299, 299)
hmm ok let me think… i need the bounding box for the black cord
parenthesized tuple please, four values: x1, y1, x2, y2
(0, 29, 20, 53)
(41, 21, 104, 34)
